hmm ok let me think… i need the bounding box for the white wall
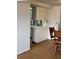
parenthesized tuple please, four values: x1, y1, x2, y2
(47, 6, 61, 39)
(31, 1, 52, 8)
(48, 6, 61, 31)
(36, 6, 49, 20)
(17, 1, 30, 54)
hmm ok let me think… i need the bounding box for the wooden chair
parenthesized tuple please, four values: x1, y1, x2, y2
(49, 27, 61, 56)
(53, 31, 61, 56)
(49, 30, 61, 58)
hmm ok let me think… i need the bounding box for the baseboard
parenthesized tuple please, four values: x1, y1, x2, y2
(34, 39, 49, 44)
(17, 48, 30, 55)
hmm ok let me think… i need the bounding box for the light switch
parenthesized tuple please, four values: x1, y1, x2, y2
(56, 22, 57, 24)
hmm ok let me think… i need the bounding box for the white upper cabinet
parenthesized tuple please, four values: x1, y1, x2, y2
(36, 7, 49, 20)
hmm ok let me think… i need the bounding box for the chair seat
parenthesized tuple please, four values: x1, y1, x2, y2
(55, 42, 61, 45)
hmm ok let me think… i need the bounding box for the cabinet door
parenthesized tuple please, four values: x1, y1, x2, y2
(36, 7, 48, 20)
(44, 8, 49, 20)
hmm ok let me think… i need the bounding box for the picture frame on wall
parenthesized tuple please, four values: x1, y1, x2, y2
(35, 20, 42, 26)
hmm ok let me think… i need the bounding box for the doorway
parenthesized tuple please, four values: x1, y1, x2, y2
(30, 5, 36, 48)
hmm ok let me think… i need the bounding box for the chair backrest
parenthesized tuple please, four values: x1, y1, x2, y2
(49, 27, 55, 38)
(54, 31, 61, 40)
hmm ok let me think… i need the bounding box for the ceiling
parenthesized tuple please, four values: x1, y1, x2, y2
(32, 0, 61, 5)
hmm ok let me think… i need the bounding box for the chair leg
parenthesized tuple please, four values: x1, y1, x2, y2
(50, 40, 57, 58)
(53, 44, 57, 56)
